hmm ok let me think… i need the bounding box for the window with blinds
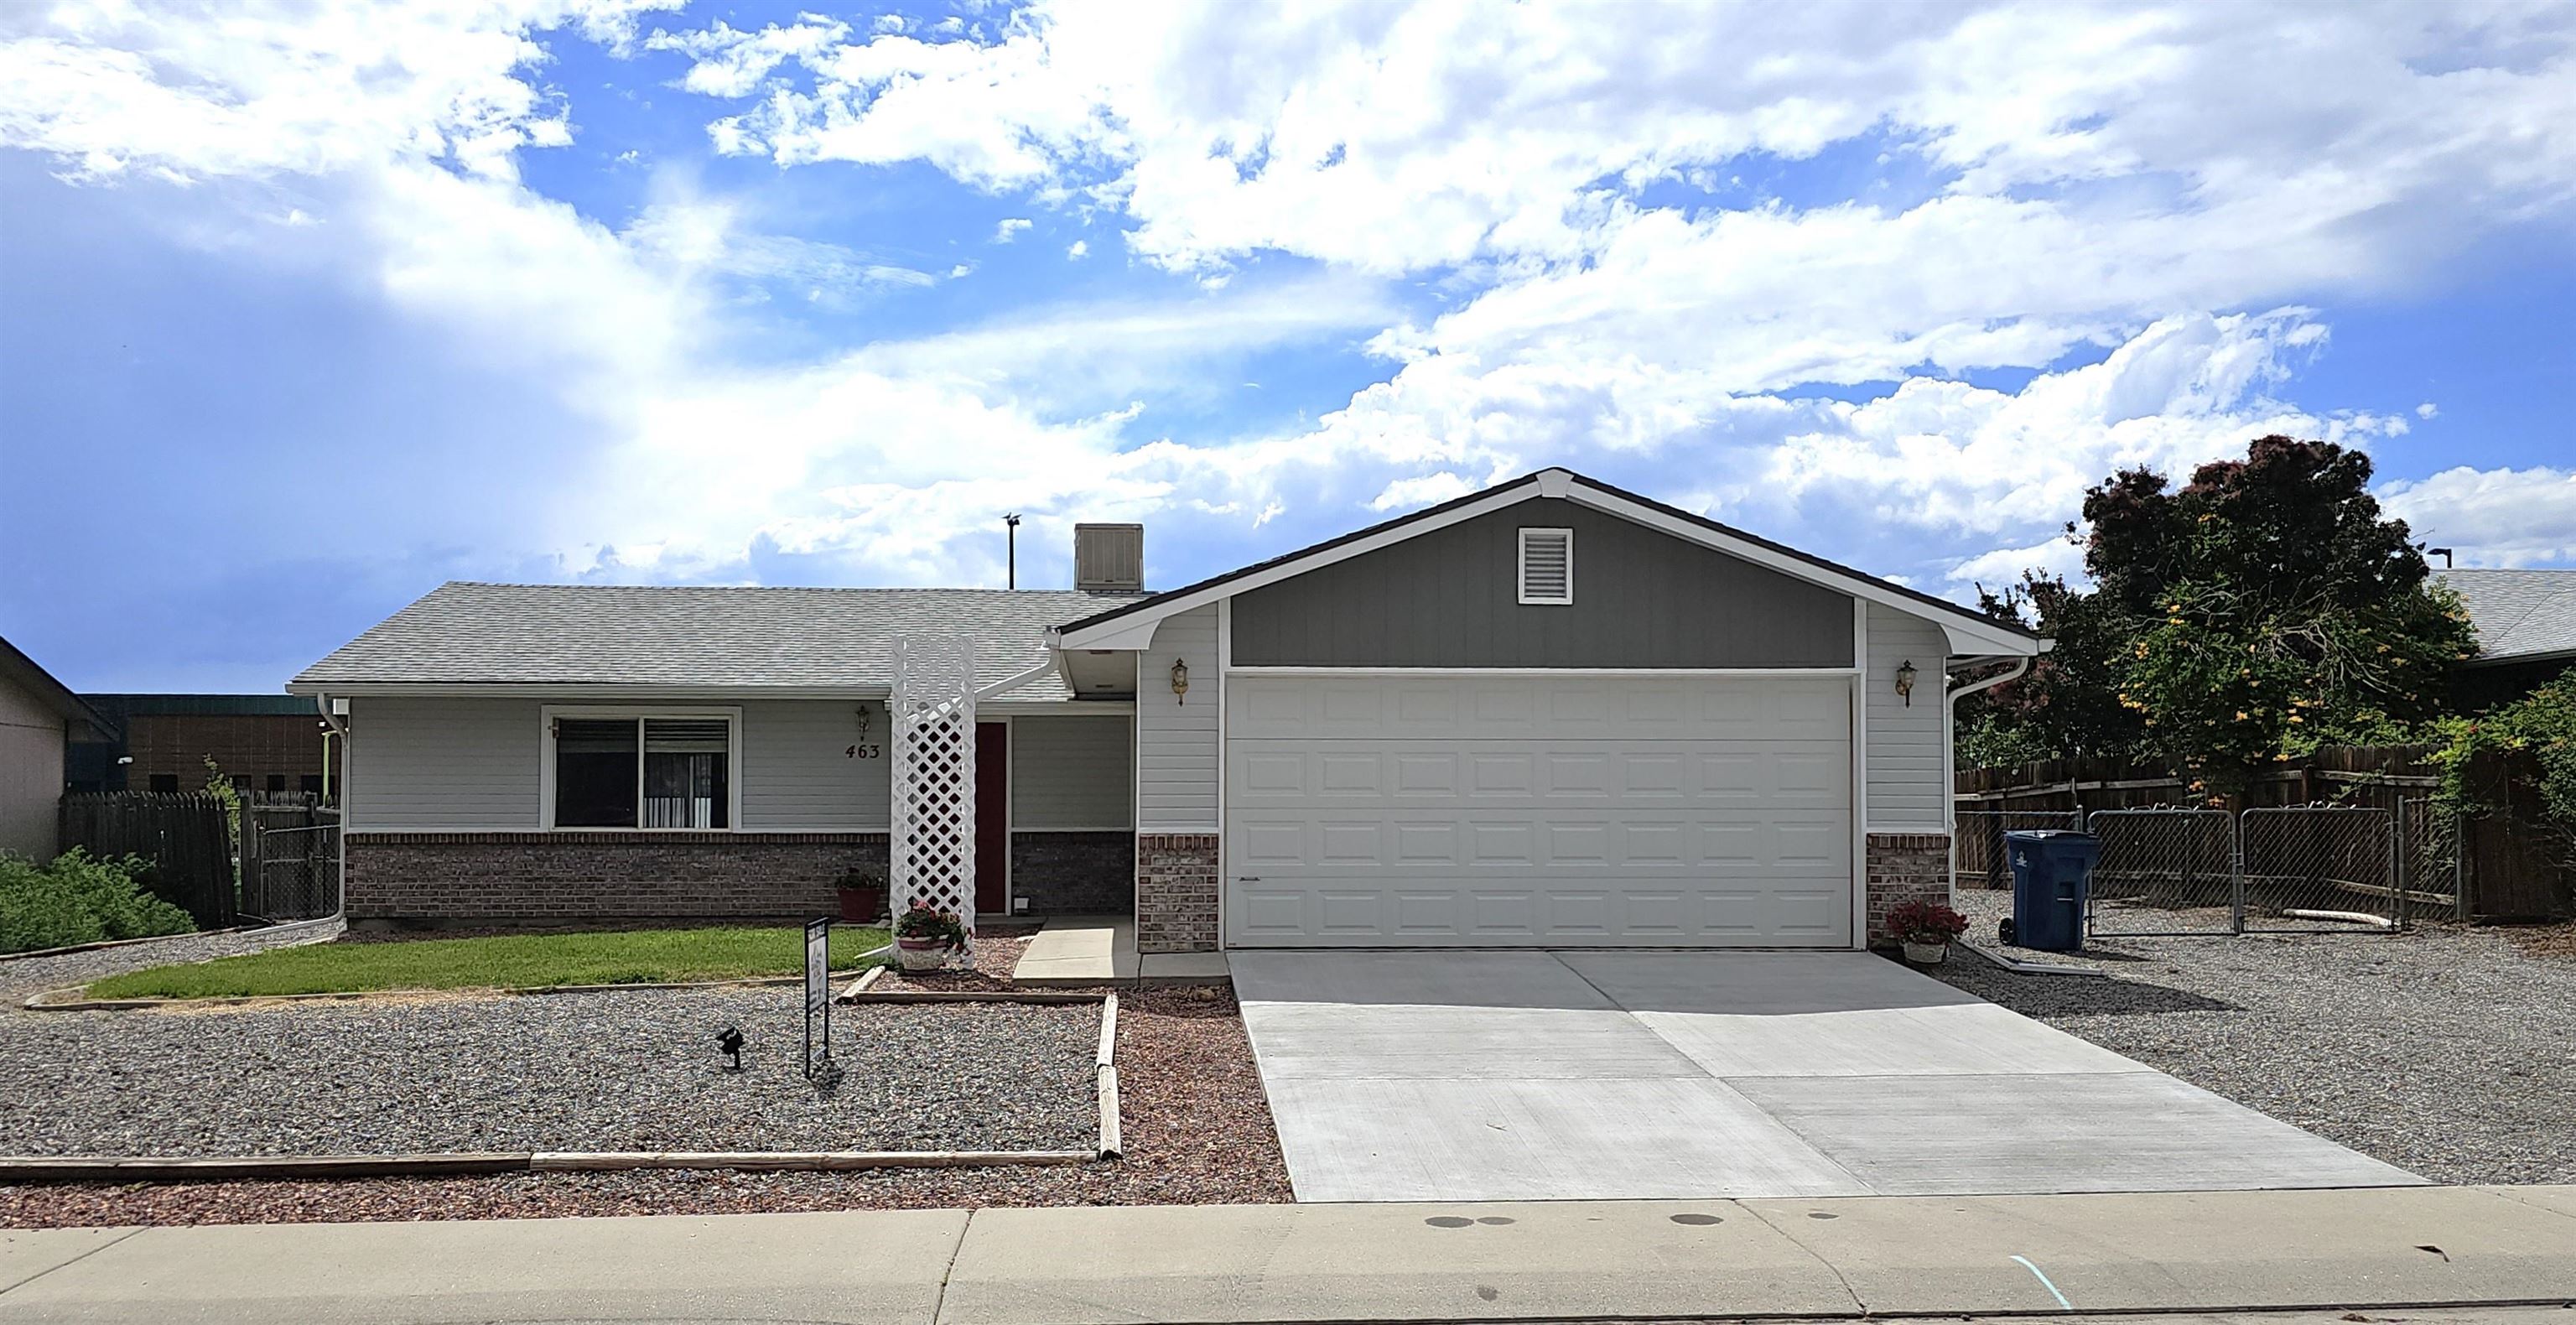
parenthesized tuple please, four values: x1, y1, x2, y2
(550, 714, 734, 829)
(1518, 527, 1574, 605)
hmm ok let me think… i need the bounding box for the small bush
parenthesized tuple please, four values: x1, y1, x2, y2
(0, 850, 195, 954)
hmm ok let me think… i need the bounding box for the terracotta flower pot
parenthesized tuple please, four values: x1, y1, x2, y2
(1901, 939, 1950, 965)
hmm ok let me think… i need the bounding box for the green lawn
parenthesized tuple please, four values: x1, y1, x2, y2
(83, 925, 893, 1000)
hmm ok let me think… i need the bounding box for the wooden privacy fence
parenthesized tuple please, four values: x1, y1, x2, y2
(1955, 746, 2570, 922)
(56, 792, 236, 928)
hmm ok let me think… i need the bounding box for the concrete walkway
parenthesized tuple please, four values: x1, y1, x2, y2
(3, 1185, 2570, 1323)
(1010, 917, 1231, 987)
(1233, 949, 2420, 1202)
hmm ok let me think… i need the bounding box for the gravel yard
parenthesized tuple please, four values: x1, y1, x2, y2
(0, 987, 1097, 1156)
(0, 921, 341, 1005)
(0, 986, 1289, 1226)
(1936, 887, 2576, 1186)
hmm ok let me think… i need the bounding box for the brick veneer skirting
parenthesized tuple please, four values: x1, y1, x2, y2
(1009, 831, 1135, 917)
(345, 832, 887, 926)
(1864, 831, 1953, 948)
(1135, 833, 1219, 953)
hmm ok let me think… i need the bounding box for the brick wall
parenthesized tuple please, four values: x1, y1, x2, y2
(345, 832, 886, 926)
(1864, 831, 1952, 948)
(1008, 831, 1134, 916)
(1135, 833, 1218, 953)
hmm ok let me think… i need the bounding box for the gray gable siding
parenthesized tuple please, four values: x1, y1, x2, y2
(1228, 498, 1855, 668)
(1138, 605, 1218, 831)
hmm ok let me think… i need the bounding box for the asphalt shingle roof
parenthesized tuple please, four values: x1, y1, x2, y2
(290, 583, 1145, 698)
(2440, 569, 2576, 664)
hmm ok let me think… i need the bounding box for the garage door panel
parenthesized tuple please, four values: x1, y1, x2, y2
(1226, 673, 1854, 948)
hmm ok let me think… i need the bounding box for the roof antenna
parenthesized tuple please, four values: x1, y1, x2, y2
(2428, 547, 2453, 569)
(1005, 512, 1022, 589)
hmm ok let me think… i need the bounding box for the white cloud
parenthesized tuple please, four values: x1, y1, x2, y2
(1065, 238, 1088, 259)
(2381, 467, 2576, 567)
(2417, 402, 2440, 419)
(7, 0, 2571, 606)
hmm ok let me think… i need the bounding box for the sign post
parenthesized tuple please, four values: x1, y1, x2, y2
(802, 917, 832, 1079)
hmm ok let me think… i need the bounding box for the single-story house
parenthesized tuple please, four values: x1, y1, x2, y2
(0, 636, 113, 860)
(2439, 569, 2576, 709)
(290, 468, 2047, 950)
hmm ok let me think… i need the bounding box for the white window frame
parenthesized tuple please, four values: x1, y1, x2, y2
(538, 704, 744, 832)
(1518, 527, 1575, 605)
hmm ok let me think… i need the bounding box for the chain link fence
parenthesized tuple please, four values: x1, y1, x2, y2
(244, 808, 340, 922)
(1953, 809, 2086, 891)
(2397, 796, 2465, 922)
(2237, 806, 2397, 933)
(2081, 808, 2242, 936)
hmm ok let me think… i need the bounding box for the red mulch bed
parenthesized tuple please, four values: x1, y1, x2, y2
(0, 985, 1289, 1227)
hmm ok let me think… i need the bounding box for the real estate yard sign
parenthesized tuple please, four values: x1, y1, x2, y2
(803, 918, 831, 1079)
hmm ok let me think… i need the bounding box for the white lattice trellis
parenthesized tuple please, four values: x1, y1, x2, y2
(891, 635, 977, 942)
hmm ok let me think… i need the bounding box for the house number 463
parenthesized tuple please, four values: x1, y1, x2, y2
(846, 744, 883, 760)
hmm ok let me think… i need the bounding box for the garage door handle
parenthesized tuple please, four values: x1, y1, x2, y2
(1235, 876, 1262, 883)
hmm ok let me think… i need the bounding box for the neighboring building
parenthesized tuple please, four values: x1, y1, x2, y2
(66, 694, 340, 797)
(291, 468, 2045, 948)
(2440, 569, 2576, 709)
(0, 637, 112, 860)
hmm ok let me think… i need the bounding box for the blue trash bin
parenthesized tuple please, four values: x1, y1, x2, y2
(2005, 829, 2101, 952)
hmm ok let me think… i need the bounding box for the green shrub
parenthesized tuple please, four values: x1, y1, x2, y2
(2432, 667, 2576, 864)
(0, 850, 195, 954)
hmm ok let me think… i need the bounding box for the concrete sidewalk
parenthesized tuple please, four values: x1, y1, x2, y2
(3, 1184, 2571, 1324)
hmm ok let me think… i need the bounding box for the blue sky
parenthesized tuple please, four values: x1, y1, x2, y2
(3, 0, 2572, 691)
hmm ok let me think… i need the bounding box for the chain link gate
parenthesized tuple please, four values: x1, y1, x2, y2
(2081, 808, 2241, 936)
(247, 813, 340, 922)
(1953, 809, 2085, 892)
(2237, 806, 2398, 932)
(2397, 796, 2464, 922)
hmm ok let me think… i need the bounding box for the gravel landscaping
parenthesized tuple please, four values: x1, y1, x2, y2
(0, 987, 1097, 1156)
(0, 986, 1290, 1226)
(0, 920, 342, 1006)
(1935, 886, 2576, 1186)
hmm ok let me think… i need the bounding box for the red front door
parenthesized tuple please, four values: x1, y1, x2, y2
(974, 722, 1009, 916)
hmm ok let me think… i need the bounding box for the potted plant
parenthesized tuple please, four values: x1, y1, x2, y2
(893, 901, 966, 971)
(1887, 898, 1969, 965)
(836, 867, 886, 924)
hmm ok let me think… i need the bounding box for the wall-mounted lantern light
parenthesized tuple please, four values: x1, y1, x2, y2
(1170, 657, 1191, 705)
(1894, 659, 1918, 707)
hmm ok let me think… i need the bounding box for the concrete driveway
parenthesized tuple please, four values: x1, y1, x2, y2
(1230, 949, 2423, 1203)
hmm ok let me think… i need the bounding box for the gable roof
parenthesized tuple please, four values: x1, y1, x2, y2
(1052, 468, 2046, 656)
(0, 636, 114, 740)
(2441, 569, 2576, 666)
(288, 583, 1145, 699)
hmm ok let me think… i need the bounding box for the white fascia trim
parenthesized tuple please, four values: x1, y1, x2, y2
(292, 683, 895, 700)
(1054, 482, 1549, 648)
(1224, 666, 1860, 677)
(983, 699, 1135, 715)
(1050, 472, 2048, 657)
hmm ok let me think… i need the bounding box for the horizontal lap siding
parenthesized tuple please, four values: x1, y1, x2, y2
(1139, 605, 1218, 832)
(349, 698, 542, 829)
(1865, 603, 1947, 831)
(1010, 714, 1132, 829)
(740, 700, 884, 832)
(351, 698, 886, 832)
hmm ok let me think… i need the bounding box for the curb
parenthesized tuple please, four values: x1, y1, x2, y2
(0, 926, 258, 964)
(0, 1149, 1101, 1184)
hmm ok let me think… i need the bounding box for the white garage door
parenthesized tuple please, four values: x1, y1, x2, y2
(1224, 673, 1854, 948)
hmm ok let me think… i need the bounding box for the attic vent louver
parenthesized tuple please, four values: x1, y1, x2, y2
(1518, 527, 1573, 605)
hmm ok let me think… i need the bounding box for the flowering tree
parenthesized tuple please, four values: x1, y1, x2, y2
(1964, 435, 2475, 797)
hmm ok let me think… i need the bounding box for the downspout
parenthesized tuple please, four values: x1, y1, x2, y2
(313, 694, 351, 928)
